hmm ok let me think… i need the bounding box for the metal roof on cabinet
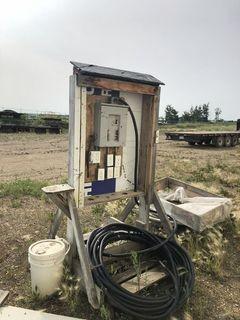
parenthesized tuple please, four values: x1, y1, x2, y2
(70, 61, 164, 86)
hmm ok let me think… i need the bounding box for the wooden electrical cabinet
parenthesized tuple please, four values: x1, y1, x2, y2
(42, 62, 176, 310)
(69, 62, 164, 218)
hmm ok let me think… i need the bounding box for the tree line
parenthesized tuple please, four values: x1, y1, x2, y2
(163, 104, 222, 123)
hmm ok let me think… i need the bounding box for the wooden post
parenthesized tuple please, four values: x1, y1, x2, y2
(72, 74, 80, 199)
(48, 208, 64, 239)
(67, 192, 99, 309)
(119, 198, 136, 221)
(0, 290, 9, 306)
(79, 86, 87, 205)
(137, 90, 160, 229)
(152, 190, 173, 235)
(67, 75, 78, 263)
(137, 195, 149, 229)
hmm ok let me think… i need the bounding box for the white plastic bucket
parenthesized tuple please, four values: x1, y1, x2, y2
(28, 238, 70, 297)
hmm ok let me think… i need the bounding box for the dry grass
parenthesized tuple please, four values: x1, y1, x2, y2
(0, 124, 240, 320)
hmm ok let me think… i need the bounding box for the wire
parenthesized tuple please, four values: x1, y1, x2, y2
(126, 101, 167, 218)
(127, 106, 139, 192)
(87, 99, 194, 318)
(87, 223, 195, 320)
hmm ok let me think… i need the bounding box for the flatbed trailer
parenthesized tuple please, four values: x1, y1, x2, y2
(165, 131, 240, 147)
(0, 123, 61, 134)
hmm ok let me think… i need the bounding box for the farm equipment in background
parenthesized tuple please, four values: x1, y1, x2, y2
(165, 120, 240, 147)
(0, 109, 67, 134)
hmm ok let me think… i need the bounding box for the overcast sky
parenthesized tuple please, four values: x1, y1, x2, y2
(0, 0, 239, 119)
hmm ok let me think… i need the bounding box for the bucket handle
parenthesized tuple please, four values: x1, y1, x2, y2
(56, 237, 71, 256)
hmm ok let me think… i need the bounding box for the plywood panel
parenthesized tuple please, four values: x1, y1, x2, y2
(0, 290, 8, 306)
(85, 190, 144, 206)
(121, 267, 165, 293)
(0, 306, 85, 320)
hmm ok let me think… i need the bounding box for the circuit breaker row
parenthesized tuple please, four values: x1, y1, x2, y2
(89, 151, 122, 181)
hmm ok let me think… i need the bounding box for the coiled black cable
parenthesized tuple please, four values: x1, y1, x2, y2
(87, 99, 194, 318)
(87, 223, 195, 319)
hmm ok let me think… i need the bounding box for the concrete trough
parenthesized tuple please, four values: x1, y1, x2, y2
(152, 177, 232, 232)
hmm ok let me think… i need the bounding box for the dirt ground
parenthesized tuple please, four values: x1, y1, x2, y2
(0, 131, 239, 320)
(0, 133, 68, 182)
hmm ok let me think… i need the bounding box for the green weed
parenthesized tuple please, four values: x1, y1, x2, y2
(0, 179, 47, 199)
(11, 198, 22, 208)
(131, 251, 141, 290)
(60, 177, 68, 184)
(221, 213, 240, 236)
(24, 285, 57, 310)
(91, 204, 106, 224)
(58, 265, 81, 315)
(184, 280, 210, 320)
(100, 304, 111, 320)
(46, 211, 55, 223)
(178, 226, 224, 276)
(91, 204, 105, 215)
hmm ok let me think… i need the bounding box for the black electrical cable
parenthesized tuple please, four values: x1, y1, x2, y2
(126, 100, 165, 216)
(127, 105, 139, 192)
(87, 99, 194, 318)
(87, 223, 195, 320)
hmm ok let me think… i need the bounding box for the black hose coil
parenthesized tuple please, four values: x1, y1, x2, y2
(87, 223, 195, 319)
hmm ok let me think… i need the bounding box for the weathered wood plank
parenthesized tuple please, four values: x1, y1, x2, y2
(78, 86, 87, 207)
(48, 208, 64, 239)
(42, 184, 74, 194)
(103, 242, 146, 267)
(0, 306, 85, 319)
(138, 195, 149, 229)
(137, 91, 160, 228)
(67, 192, 99, 309)
(67, 75, 77, 265)
(113, 261, 157, 284)
(0, 290, 9, 306)
(84, 190, 144, 206)
(138, 95, 154, 194)
(72, 76, 81, 206)
(119, 198, 136, 221)
(105, 216, 124, 225)
(68, 75, 75, 187)
(121, 267, 165, 293)
(78, 75, 159, 95)
(155, 177, 221, 198)
(150, 90, 161, 199)
(46, 193, 71, 219)
(138, 93, 159, 197)
(152, 190, 173, 236)
(154, 176, 169, 190)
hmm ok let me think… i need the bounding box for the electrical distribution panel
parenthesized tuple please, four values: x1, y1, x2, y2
(94, 103, 128, 147)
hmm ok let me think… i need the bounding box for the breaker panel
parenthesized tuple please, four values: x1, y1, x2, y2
(85, 101, 130, 196)
(94, 103, 128, 147)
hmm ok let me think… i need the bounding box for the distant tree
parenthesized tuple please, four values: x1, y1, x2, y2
(181, 103, 210, 122)
(190, 106, 202, 122)
(215, 107, 222, 122)
(165, 105, 179, 123)
(202, 103, 210, 122)
(181, 111, 192, 122)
